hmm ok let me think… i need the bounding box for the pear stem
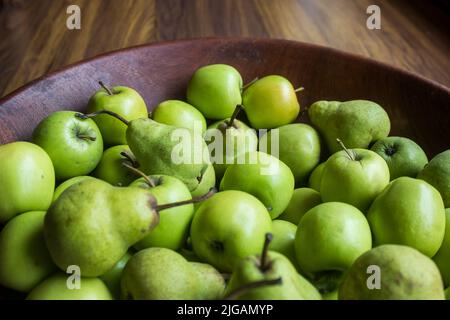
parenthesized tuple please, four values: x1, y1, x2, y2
(336, 138, 355, 161)
(294, 87, 304, 93)
(241, 77, 258, 91)
(154, 188, 216, 212)
(122, 162, 157, 188)
(226, 105, 243, 128)
(99, 81, 113, 95)
(75, 110, 130, 126)
(224, 278, 282, 300)
(120, 151, 139, 169)
(77, 134, 96, 141)
(260, 233, 273, 272)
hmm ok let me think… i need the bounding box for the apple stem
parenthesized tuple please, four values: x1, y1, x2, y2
(241, 77, 258, 91)
(224, 278, 282, 300)
(122, 162, 157, 188)
(294, 87, 304, 93)
(120, 151, 139, 169)
(260, 233, 273, 272)
(154, 188, 216, 212)
(336, 138, 355, 161)
(226, 105, 243, 128)
(99, 81, 113, 95)
(75, 110, 130, 126)
(77, 134, 96, 142)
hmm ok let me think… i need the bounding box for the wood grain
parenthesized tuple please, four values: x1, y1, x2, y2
(0, 0, 449, 98)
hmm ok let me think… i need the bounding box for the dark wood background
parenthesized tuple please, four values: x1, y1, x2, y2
(0, 0, 449, 98)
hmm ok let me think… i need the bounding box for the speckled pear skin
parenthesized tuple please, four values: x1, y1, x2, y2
(127, 118, 210, 191)
(339, 245, 445, 300)
(309, 100, 390, 154)
(44, 178, 160, 277)
(190, 262, 226, 300)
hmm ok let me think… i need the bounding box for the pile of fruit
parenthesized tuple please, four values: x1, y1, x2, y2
(0, 64, 449, 300)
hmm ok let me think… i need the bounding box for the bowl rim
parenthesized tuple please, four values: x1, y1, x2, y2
(1, 36, 449, 106)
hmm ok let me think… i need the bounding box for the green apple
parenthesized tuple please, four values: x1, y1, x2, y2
(278, 188, 321, 225)
(434, 208, 450, 287)
(259, 124, 321, 185)
(0, 141, 55, 223)
(367, 177, 445, 257)
(220, 151, 295, 219)
(32, 110, 103, 180)
(0, 211, 56, 292)
(130, 174, 194, 251)
(320, 141, 390, 211)
(92, 145, 138, 186)
(190, 190, 272, 272)
(269, 220, 298, 268)
(190, 164, 216, 199)
(242, 75, 300, 129)
(27, 273, 112, 300)
(187, 64, 242, 119)
(53, 176, 95, 202)
(87, 83, 148, 145)
(308, 162, 325, 191)
(371, 136, 428, 179)
(152, 100, 207, 134)
(100, 252, 132, 298)
(418, 149, 450, 207)
(294, 202, 372, 292)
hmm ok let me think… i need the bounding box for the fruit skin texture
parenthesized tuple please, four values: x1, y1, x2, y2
(187, 64, 242, 120)
(243, 75, 300, 129)
(260, 124, 321, 185)
(92, 145, 138, 186)
(100, 252, 132, 298)
(308, 162, 325, 191)
(190, 191, 273, 272)
(418, 149, 450, 207)
(190, 164, 216, 198)
(269, 220, 299, 268)
(339, 245, 445, 300)
(309, 100, 390, 154)
(121, 247, 225, 300)
(0, 141, 55, 223)
(432, 208, 450, 287)
(367, 177, 445, 257)
(130, 175, 194, 251)
(44, 178, 160, 277)
(52, 176, 95, 202)
(0, 211, 56, 292)
(152, 100, 207, 134)
(371, 136, 428, 180)
(294, 202, 372, 275)
(320, 148, 390, 212)
(278, 188, 321, 225)
(220, 151, 295, 219)
(87, 85, 148, 146)
(27, 273, 112, 300)
(32, 111, 103, 180)
(446, 287, 450, 300)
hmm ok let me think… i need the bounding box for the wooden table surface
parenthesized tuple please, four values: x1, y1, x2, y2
(1, 0, 449, 98)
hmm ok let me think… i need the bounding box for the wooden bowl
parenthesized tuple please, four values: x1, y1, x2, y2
(0, 38, 449, 156)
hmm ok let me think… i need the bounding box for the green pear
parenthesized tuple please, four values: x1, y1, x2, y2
(99, 252, 132, 298)
(371, 136, 428, 179)
(259, 124, 321, 185)
(121, 247, 224, 300)
(418, 150, 450, 207)
(92, 145, 139, 186)
(32, 110, 103, 180)
(190, 190, 272, 272)
(269, 220, 298, 268)
(433, 208, 450, 287)
(0, 141, 55, 223)
(52, 176, 95, 202)
(152, 100, 207, 134)
(308, 162, 325, 191)
(220, 151, 295, 218)
(226, 235, 320, 300)
(87, 82, 148, 146)
(0, 211, 56, 292)
(320, 141, 390, 211)
(309, 100, 390, 154)
(367, 177, 445, 257)
(339, 245, 445, 300)
(242, 75, 300, 129)
(278, 188, 321, 225)
(187, 64, 243, 120)
(27, 273, 112, 300)
(205, 106, 258, 180)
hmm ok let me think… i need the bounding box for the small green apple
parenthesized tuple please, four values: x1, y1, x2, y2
(433, 208, 450, 287)
(269, 220, 299, 268)
(100, 252, 132, 298)
(32, 110, 103, 180)
(308, 162, 325, 191)
(52, 176, 95, 202)
(418, 149, 450, 207)
(278, 188, 321, 225)
(0, 141, 55, 223)
(371, 136, 428, 179)
(367, 177, 445, 257)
